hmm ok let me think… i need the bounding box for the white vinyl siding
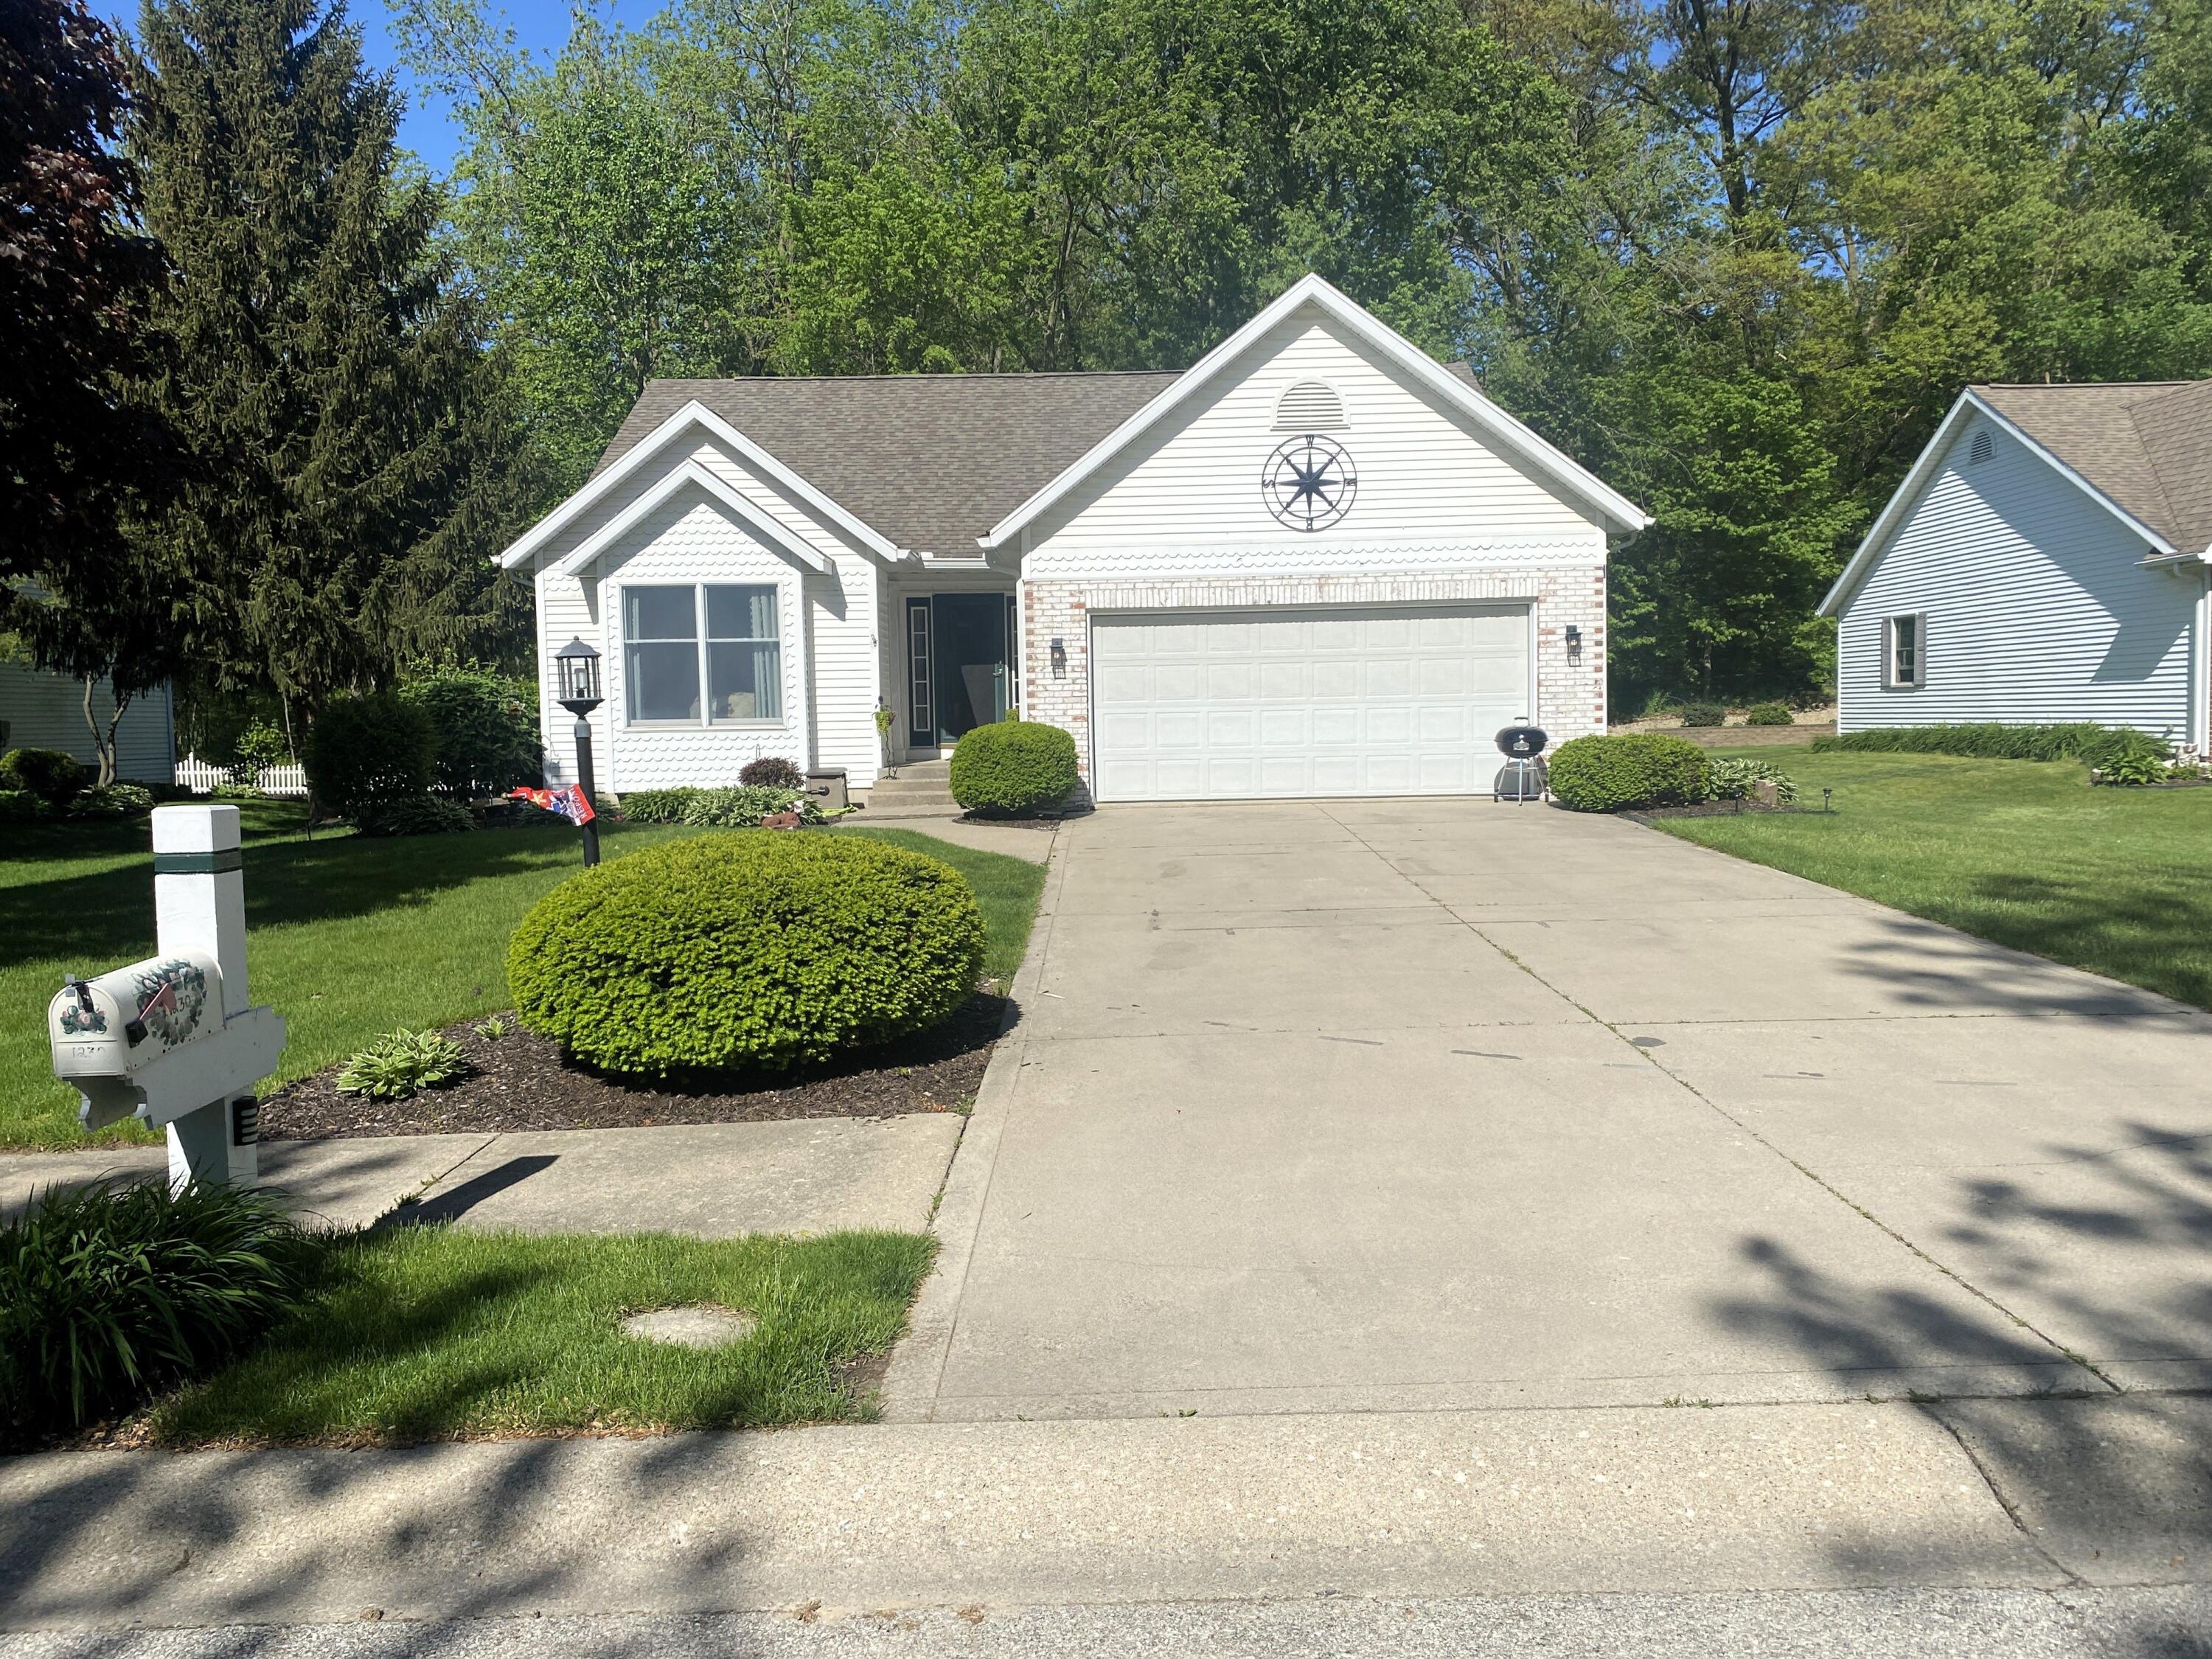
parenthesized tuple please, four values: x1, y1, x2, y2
(532, 437, 884, 790)
(1091, 603, 1532, 801)
(1026, 317, 1607, 574)
(1837, 413, 2197, 738)
(0, 666, 175, 782)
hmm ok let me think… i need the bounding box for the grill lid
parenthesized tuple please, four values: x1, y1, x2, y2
(1495, 724, 1548, 757)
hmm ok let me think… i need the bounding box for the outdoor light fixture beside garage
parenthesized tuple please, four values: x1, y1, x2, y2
(554, 637, 604, 867)
(1565, 625, 1582, 665)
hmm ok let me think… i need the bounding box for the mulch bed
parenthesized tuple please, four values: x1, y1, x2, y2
(259, 995, 1009, 1139)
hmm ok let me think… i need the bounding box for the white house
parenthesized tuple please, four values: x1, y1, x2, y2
(1821, 379, 2212, 751)
(0, 664, 175, 783)
(498, 275, 1649, 803)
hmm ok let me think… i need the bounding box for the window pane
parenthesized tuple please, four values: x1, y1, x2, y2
(708, 641, 781, 723)
(626, 586, 696, 642)
(706, 584, 776, 641)
(627, 641, 700, 721)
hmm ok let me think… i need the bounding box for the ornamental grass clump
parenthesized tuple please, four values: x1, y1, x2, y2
(1548, 734, 1710, 812)
(949, 719, 1079, 815)
(0, 1179, 323, 1446)
(508, 834, 985, 1074)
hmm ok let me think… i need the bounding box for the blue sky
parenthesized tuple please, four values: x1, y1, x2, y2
(100, 0, 585, 175)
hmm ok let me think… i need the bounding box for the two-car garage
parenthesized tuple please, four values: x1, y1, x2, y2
(1088, 602, 1534, 802)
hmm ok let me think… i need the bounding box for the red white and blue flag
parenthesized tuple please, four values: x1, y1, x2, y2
(507, 785, 596, 826)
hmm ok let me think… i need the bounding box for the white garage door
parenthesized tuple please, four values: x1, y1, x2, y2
(1091, 604, 1533, 801)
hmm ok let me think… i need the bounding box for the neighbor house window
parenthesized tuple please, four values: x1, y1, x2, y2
(624, 583, 782, 724)
(1884, 613, 1925, 689)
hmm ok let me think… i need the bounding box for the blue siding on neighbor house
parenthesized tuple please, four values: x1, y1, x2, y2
(1836, 409, 2204, 742)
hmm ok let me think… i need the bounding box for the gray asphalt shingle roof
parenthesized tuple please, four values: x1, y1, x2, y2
(594, 362, 1486, 556)
(1975, 380, 2212, 554)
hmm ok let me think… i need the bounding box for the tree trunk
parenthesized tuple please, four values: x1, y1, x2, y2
(80, 676, 120, 786)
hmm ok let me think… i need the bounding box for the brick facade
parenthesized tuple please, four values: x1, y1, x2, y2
(1021, 566, 1607, 784)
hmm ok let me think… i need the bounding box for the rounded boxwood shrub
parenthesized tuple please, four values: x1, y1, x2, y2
(949, 719, 1078, 815)
(1677, 701, 1727, 728)
(508, 834, 986, 1074)
(1549, 734, 1710, 812)
(1745, 702, 1795, 727)
(302, 692, 436, 820)
(0, 748, 88, 807)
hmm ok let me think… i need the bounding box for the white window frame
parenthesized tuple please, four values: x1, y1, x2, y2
(1883, 612, 1926, 690)
(621, 581, 787, 728)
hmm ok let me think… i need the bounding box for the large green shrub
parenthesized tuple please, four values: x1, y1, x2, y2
(1811, 723, 2110, 761)
(0, 748, 88, 807)
(1677, 702, 1726, 728)
(949, 719, 1079, 815)
(508, 835, 985, 1074)
(398, 664, 543, 798)
(302, 692, 436, 819)
(0, 1180, 322, 1446)
(1745, 702, 1795, 727)
(1549, 734, 1709, 812)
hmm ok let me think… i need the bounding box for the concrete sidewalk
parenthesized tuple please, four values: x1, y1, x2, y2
(0, 1116, 961, 1239)
(7, 1396, 2208, 1632)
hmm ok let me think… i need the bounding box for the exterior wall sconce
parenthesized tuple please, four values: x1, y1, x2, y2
(1565, 624, 1583, 666)
(1050, 637, 1068, 677)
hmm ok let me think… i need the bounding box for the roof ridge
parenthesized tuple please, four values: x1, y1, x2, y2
(640, 369, 1186, 388)
(1972, 379, 2197, 394)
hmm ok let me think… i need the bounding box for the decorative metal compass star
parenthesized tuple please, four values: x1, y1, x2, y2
(1262, 434, 1357, 531)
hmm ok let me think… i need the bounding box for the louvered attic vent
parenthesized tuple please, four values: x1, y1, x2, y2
(1275, 380, 1348, 431)
(1968, 429, 1994, 465)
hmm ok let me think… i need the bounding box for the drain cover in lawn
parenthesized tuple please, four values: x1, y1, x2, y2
(621, 1306, 758, 1348)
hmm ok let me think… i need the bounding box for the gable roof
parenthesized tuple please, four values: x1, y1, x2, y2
(980, 274, 1649, 546)
(1818, 378, 2212, 616)
(592, 372, 1182, 558)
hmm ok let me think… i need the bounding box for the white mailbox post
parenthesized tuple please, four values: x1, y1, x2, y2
(47, 804, 287, 1191)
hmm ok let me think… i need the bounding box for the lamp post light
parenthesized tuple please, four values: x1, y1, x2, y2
(554, 637, 604, 867)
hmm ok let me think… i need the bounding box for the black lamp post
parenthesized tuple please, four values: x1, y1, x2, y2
(554, 636, 604, 867)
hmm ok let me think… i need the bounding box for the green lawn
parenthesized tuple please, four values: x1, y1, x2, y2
(1651, 747, 2212, 1010)
(150, 1225, 934, 1444)
(4, 808, 1046, 1150)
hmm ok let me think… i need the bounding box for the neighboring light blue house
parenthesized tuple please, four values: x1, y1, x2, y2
(1820, 380, 2212, 752)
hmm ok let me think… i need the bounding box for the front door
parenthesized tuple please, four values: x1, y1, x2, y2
(907, 595, 1014, 746)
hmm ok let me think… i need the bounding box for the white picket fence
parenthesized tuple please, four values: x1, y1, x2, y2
(175, 754, 309, 798)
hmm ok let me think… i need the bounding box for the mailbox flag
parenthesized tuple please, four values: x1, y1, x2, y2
(507, 785, 597, 826)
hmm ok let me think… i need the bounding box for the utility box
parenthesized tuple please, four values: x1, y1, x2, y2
(804, 768, 849, 811)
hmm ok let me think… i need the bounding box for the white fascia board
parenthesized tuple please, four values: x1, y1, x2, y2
(1820, 390, 2179, 617)
(549, 461, 832, 580)
(978, 273, 1651, 549)
(497, 400, 901, 571)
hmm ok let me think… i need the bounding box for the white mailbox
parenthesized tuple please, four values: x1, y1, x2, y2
(49, 805, 288, 1190)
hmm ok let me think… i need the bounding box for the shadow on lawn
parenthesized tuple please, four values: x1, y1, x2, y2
(1942, 866, 2212, 1013)
(0, 820, 638, 973)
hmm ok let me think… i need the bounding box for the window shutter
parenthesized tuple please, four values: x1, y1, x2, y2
(1913, 613, 1928, 686)
(1882, 616, 1896, 689)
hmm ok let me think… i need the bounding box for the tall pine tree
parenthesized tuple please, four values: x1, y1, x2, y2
(128, 0, 532, 727)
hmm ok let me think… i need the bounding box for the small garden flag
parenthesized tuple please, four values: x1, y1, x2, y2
(507, 785, 596, 826)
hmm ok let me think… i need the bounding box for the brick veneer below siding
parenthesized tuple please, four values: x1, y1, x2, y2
(1020, 568, 1608, 785)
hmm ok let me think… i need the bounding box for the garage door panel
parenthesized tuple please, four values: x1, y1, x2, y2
(1093, 604, 1531, 802)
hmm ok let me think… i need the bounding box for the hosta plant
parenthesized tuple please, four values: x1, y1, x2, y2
(336, 1029, 470, 1100)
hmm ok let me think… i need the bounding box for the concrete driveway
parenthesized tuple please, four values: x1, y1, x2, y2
(900, 798, 2212, 1422)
